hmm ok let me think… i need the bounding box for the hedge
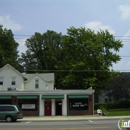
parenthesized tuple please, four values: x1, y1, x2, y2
(94, 100, 130, 110)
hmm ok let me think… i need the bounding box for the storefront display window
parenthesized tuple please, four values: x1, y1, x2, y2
(0, 99, 11, 104)
(69, 98, 88, 110)
(18, 99, 38, 111)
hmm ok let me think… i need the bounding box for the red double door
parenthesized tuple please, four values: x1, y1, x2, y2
(45, 101, 51, 116)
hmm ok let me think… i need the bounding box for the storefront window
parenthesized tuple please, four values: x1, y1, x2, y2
(0, 77, 3, 85)
(69, 98, 88, 110)
(18, 99, 38, 111)
(0, 99, 11, 104)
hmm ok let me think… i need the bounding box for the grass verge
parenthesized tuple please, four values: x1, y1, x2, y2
(106, 109, 130, 116)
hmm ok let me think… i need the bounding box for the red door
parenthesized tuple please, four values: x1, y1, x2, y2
(45, 101, 51, 116)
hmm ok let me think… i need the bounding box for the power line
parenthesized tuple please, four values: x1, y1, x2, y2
(13, 34, 130, 37)
(121, 55, 130, 57)
(18, 69, 130, 72)
(14, 34, 32, 36)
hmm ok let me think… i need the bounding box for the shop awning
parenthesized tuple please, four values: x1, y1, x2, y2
(41, 95, 64, 99)
(0, 95, 12, 99)
(68, 94, 89, 99)
(17, 95, 38, 99)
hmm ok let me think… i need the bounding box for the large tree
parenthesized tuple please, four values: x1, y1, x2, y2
(20, 30, 62, 72)
(55, 27, 123, 91)
(21, 27, 123, 91)
(0, 25, 20, 68)
(106, 72, 130, 101)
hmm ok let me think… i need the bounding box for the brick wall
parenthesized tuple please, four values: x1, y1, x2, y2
(67, 94, 94, 115)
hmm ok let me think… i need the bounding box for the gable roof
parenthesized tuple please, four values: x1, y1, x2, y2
(0, 64, 27, 79)
(23, 73, 54, 83)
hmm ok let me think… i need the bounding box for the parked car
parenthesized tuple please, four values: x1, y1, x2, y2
(0, 105, 23, 122)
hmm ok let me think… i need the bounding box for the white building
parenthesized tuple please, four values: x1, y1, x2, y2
(0, 64, 95, 116)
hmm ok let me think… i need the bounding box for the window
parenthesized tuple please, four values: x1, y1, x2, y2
(105, 98, 108, 103)
(0, 106, 15, 111)
(35, 79, 39, 89)
(69, 98, 88, 110)
(0, 77, 3, 85)
(4, 106, 15, 111)
(109, 98, 112, 102)
(18, 99, 38, 111)
(11, 77, 16, 85)
(0, 106, 4, 111)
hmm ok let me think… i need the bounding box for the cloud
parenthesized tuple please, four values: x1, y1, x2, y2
(119, 4, 130, 20)
(113, 60, 130, 72)
(84, 21, 115, 34)
(15, 38, 27, 55)
(121, 29, 130, 45)
(123, 29, 130, 38)
(0, 15, 22, 31)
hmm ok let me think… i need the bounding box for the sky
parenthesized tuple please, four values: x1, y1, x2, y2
(0, 0, 130, 71)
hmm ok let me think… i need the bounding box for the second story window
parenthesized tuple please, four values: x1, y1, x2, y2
(35, 79, 39, 89)
(11, 77, 16, 85)
(0, 77, 3, 85)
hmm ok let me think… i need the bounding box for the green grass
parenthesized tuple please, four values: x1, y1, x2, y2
(106, 109, 130, 116)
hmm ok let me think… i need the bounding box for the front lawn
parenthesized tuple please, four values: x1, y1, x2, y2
(106, 109, 130, 116)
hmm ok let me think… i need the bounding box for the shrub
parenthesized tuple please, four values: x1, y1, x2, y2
(94, 100, 130, 110)
(94, 103, 108, 110)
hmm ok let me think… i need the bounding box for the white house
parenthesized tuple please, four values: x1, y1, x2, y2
(0, 64, 95, 116)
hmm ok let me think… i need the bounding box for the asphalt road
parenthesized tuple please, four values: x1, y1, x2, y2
(0, 119, 123, 130)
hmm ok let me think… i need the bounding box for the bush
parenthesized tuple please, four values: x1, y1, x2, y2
(99, 105, 107, 115)
(117, 100, 130, 108)
(94, 100, 130, 110)
(94, 103, 108, 110)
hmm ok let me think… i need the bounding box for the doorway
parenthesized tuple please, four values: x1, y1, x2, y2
(55, 101, 62, 115)
(45, 101, 51, 116)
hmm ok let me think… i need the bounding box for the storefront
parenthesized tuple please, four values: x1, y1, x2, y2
(0, 89, 94, 116)
(67, 94, 93, 115)
(17, 95, 39, 116)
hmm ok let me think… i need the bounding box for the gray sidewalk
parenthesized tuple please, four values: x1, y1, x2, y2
(19, 115, 130, 122)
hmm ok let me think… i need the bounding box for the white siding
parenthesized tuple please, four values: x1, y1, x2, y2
(62, 94, 67, 116)
(39, 94, 44, 116)
(98, 92, 114, 103)
(24, 75, 54, 90)
(52, 100, 55, 116)
(0, 66, 24, 91)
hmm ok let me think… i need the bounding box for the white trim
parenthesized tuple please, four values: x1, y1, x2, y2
(0, 89, 95, 94)
(39, 94, 44, 116)
(0, 64, 26, 79)
(25, 73, 53, 83)
(62, 94, 67, 116)
(52, 100, 55, 116)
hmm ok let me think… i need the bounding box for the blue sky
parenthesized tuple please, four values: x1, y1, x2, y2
(0, 0, 130, 71)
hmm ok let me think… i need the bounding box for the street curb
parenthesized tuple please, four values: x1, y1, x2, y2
(19, 116, 130, 122)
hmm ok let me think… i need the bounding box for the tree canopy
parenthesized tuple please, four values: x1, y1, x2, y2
(20, 27, 123, 91)
(20, 31, 62, 72)
(0, 25, 20, 68)
(106, 72, 130, 101)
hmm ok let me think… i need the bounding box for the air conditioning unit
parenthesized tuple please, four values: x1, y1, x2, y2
(12, 88, 17, 91)
(8, 88, 12, 91)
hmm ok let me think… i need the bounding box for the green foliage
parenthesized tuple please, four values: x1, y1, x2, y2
(94, 103, 108, 110)
(20, 27, 123, 91)
(0, 25, 20, 69)
(99, 105, 108, 114)
(56, 27, 123, 91)
(107, 109, 130, 116)
(106, 72, 130, 101)
(20, 31, 62, 72)
(94, 100, 130, 110)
